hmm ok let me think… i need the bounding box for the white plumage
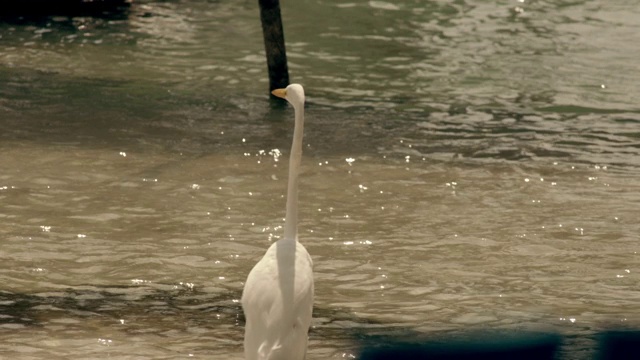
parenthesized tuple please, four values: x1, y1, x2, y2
(241, 84, 314, 360)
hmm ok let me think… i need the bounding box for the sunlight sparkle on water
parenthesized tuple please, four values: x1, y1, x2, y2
(559, 317, 577, 323)
(269, 149, 282, 162)
(131, 279, 150, 285)
(343, 240, 373, 246)
(178, 282, 195, 290)
(98, 338, 112, 346)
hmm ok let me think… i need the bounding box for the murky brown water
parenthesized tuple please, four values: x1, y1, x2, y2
(1, 0, 640, 359)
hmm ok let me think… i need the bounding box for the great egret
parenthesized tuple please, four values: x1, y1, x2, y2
(241, 84, 314, 360)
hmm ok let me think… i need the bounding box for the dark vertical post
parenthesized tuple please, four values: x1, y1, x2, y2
(258, 0, 290, 93)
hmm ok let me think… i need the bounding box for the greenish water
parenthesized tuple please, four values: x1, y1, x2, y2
(1, 0, 639, 359)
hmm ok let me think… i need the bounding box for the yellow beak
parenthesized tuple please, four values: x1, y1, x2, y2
(271, 88, 287, 99)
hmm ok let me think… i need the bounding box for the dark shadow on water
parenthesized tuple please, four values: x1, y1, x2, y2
(358, 332, 561, 360)
(2, 66, 640, 169)
(0, 287, 636, 359)
(0, 0, 131, 20)
(0, 286, 240, 328)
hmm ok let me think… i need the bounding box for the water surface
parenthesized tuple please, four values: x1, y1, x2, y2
(1, 0, 639, 359)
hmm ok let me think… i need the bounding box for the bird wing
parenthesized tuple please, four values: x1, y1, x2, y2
(241, 242, 314, 360)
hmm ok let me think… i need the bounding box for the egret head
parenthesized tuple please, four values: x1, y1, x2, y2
(271, 84, 305, 110)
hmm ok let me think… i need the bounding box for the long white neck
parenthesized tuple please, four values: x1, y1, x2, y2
(283, 105, 304, 242)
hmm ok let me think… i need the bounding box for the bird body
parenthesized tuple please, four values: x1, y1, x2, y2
(241, 84, 314, 360)
(242, 239, 313, 360)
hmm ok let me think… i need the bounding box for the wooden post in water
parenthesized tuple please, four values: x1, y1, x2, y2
(258, 0, 290, 94)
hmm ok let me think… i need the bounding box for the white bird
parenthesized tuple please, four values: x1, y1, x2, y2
(241, 84, 314, 360)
